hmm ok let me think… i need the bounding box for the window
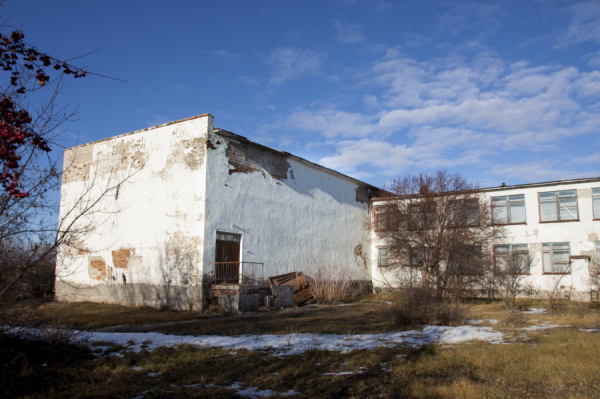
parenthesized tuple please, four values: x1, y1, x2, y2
(449, 198, 480, 226)
(410, 246, 432, 267)
(374, 204, 394, 231)
(539, 190, 578, 222)
(593, 188, 600, 219)
(377, 248, 388, 267)
(491, 194, 526, 224)
(493, 244, 529, 274)
(408, 202, 436, 229)
(449, 245, 482, 275)
(542, 243, 570, 273)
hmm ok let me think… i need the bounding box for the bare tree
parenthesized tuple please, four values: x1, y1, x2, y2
(493, 248, 536, 309)
(373, 170, 505, 300)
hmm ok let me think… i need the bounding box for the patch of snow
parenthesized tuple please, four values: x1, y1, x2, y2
(522, 323, 561, 331)
(131, 366, 143, 371)
(524, 308, 546, 314)
(322, 371, 364, 376)
(579, 328, 599, 332)
(466, 319, 483, 324)
(81, 325, 505, 357)
(488, 319, 499, 324)
(147, 372, 161, 377)
(204, 381, 298, 398)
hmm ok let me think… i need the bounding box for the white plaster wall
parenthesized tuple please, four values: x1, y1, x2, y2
(55, 115, 212, 310)
(202, 132, 372, 283)
(370, 180, 600, 298)
(490, 181, 600, 298)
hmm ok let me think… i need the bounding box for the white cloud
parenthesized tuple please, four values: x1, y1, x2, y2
(265, 43, 600, 181)
(435, 2, 504, 37)
(493, 162, 600, 183)
(332, 19, 366, 44)
(556, 2, 600, 48)
(403, 32, 431, 48)
(266, 47, 325, 86)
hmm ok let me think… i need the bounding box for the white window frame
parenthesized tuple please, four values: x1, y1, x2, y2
(493, 244, 529, 274)
(538, 190, 578, 222)
(593, 188, 600, 220)
(542, 242, 570, 274)
(377, 247, 388, 267)
(491, 194, 526, 224)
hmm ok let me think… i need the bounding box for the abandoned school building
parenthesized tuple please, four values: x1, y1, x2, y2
(55, 113, 600, 310)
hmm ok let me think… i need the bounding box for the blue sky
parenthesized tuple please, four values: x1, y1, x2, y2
(6, 0, 600, 188)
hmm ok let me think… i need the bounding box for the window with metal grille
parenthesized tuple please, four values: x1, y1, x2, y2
(491, 194, 526, 224)
(542, 243, 570, 273)
(593, 188, 600, 219)
(539, 190, 578, 222)
(493, 244, 529, 274)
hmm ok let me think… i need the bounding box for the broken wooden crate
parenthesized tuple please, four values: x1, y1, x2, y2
(267, 271, 314, 305)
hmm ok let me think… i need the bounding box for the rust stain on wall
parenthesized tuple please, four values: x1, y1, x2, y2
(88, 256, 107, 280)
(225, 139, 291, 181)
(112, 249, 132, 268)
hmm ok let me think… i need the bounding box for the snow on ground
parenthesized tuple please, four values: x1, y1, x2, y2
(84, 325, 504, 357)
(524, 308, 546, 314)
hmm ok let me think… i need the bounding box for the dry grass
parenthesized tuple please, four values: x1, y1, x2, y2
(12, 327, 600, 398)
(35, 301, 206, 329)
(9, 296, 600, 398)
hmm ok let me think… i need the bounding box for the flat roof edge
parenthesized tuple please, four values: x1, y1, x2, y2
(64, 113, 213, 151)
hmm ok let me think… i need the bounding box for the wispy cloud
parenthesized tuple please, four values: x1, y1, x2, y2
(266, 47, 325, 86)
(214, 49, 240, 58)
(556, 2, 600, 48)
(234, 76, 260, 86)
(266, 45, 600, 180)
(332, 19, 365, 44)
(403, 32, 431, 48)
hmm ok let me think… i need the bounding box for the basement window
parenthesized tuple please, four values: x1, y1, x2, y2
(539, 190, 578, 222)
(491, 194, 526, 224)
(542, 243, 570, 274)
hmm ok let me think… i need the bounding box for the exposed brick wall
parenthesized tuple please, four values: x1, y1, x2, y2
(225, 139, 292, 181)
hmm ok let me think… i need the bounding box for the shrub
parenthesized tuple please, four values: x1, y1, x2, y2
(308, 260, 356, 305)
(386, 285, 470, 327)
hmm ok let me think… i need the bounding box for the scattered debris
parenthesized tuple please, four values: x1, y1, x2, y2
(268, 271, 314, 305)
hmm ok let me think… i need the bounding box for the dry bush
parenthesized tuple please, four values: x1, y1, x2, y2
(386, 284, 470, 327)
(308, 260, 356, 305)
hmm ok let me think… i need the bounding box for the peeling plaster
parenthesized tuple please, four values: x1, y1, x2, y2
(225, 139, 291, 181)
(164, 232, 203, 286)
(88, 256, 107, 280)
(112, 249, 132, 268)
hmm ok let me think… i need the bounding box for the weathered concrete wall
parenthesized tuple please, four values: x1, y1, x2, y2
(370, 178, 600, 300)
(202, 130, 372, 283)
(55, 115, 212, 311)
